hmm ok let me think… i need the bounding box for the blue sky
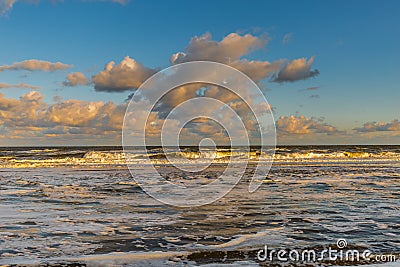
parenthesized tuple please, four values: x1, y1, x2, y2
(0, 0, 399, 145)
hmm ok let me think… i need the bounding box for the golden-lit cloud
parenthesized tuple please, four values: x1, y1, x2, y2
(92, 56, 156, 92)
(0, 82, 42, 90)
(0, 59, 71, 72)
(276, 115, 338, 135)
(354, 120, 400, 132)
(170, 32, 267, 65)
(170, 32, 319, 84)
(0, 91, 45, 125)
(230, 59, 284, 83)
(63, 72, 89, 86)
(272, 56, 319, 82)
(0, 91, 126, 140)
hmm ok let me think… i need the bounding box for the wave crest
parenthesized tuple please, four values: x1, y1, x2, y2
(0, 147, 399, 168)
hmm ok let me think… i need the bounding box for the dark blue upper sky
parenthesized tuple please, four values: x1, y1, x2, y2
(0, 0, 399, 145)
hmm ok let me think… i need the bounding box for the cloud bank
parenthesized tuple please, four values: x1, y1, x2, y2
(0, 91, 125, 141)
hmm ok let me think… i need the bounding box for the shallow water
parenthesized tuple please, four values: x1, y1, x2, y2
(0, 146, 399, 266)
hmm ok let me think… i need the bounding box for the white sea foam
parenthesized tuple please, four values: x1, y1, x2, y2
(0, 147, 399, 168)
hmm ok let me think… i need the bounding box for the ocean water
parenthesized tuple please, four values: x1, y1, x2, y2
(0, 146, 399, 266)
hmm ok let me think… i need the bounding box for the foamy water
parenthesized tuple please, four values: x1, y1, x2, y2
(0, 146, 399, 266)
(0, 145, 399, 168)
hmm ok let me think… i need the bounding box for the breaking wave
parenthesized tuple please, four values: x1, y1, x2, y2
(0, 146, 399, 168)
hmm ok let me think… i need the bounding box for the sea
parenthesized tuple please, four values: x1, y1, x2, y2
(0, 145, 399, 266)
